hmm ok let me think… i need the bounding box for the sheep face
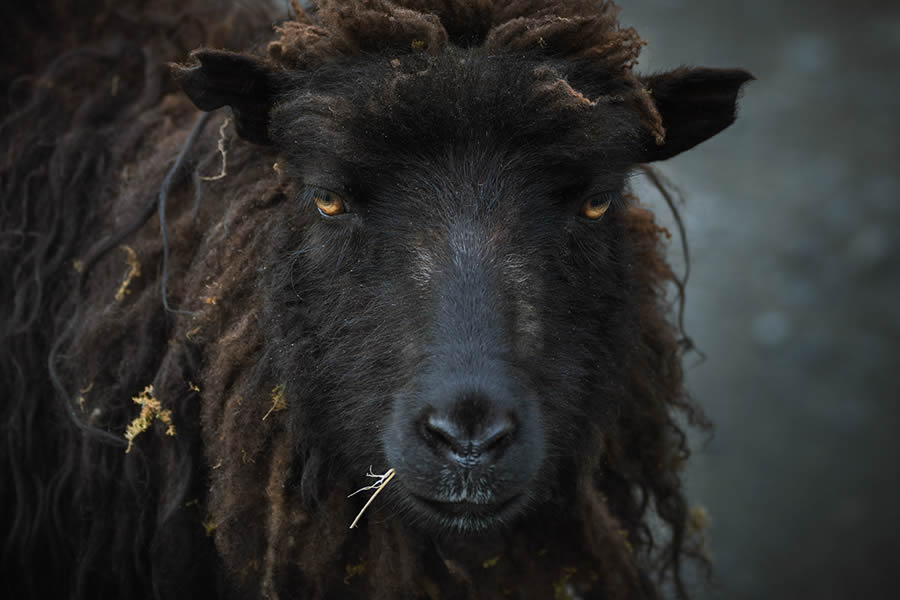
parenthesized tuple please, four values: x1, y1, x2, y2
(175, 44, 748, 535)
(258, 52, 646, 533)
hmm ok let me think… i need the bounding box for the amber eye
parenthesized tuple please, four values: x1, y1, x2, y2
(313, 190, 346, 216)
(581, 195, 612, 220)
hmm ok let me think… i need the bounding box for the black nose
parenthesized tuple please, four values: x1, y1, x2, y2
(421, 406, 517, 467)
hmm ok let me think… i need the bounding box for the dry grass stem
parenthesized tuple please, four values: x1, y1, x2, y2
(262, 384, 287, 420)
(114, 245, 141, 301)
(200, 117, 231, 181)
(348, 467, 396, 529)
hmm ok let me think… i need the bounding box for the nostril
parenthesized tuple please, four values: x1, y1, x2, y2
(420, 413, 517, 462)
(422, 415, 465, 455)
(481, 417, 516, 453)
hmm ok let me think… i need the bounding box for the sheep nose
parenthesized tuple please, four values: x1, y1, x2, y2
(421, 412, 516, 467)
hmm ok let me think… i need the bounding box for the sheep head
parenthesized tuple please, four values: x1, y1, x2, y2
(169, 1, 751, 596)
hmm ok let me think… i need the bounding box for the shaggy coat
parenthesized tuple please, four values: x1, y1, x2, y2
(0, 1, 750, 599)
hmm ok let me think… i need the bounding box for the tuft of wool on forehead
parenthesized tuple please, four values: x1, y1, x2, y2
(271, 0, 642, 65)
(268, 0, 664, 141)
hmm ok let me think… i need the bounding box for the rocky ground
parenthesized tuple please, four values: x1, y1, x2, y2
(623, 1, 900, 598)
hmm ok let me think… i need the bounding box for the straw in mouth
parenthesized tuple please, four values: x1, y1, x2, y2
(348, 466, 397, 529)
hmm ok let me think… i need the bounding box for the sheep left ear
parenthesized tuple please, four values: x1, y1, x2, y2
(171, 49, 283, 145)
(639, 67, 754, 162)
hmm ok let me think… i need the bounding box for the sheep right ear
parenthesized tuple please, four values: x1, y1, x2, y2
(171, 49, 281, 145)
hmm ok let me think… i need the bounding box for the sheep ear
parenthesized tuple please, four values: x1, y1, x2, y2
(171, 49, 281, 145)
(639, 67, 753, 162)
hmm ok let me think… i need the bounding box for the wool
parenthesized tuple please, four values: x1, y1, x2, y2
(1, 2, 750, 598)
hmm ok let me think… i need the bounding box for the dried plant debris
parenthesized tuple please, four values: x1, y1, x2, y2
(688, 505, 712, 560)
(343, 560, 367, 585)
(688, 505, 710, 534)
(200, 117, 231, 181)
(553, 567, 578, 600)
(202, 518, 217, 537)
(114, 245, 141, 302)
(124, 385, 175, 453)
(262, 384, 287, 420)
(618, 528, 634, 555)
(75, 382, 94, 412)
(348, 466, 397, 529)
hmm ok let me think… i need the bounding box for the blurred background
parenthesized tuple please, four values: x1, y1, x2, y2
(625, 1, 900, 598)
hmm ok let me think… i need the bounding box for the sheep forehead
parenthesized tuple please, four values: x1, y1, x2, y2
(275, 51, 642, 167)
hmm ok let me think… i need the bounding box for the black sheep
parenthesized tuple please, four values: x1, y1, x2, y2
(0, 1, 751, 598)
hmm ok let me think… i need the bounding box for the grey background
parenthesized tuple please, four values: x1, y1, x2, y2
(623, 1, 900, 598)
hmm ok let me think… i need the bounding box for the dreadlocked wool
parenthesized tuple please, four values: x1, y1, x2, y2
(1, 1, 751, 599)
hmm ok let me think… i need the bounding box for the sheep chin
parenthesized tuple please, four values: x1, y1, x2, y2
(402, 489, 528, 535)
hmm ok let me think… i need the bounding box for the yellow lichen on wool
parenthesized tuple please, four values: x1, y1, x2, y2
(343, 560, 367, 585)
(124, 385, 176, 453)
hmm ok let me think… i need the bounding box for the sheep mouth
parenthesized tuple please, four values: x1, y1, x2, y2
(409, 493, 524, 530)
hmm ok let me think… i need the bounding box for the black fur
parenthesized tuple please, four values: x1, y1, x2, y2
(1, 2, 751, 599)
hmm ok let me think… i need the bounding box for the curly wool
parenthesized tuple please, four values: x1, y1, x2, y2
(269, 0, 665, 142)
(1, 2, 710, 599)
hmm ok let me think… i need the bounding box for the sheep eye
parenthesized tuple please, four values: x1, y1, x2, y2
(313, 190, 346, 216)
(581, 195, 612, 220)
